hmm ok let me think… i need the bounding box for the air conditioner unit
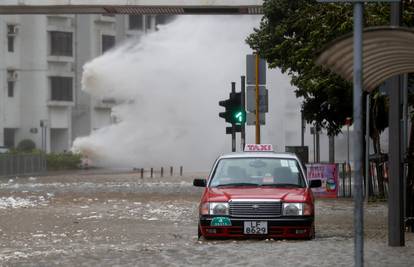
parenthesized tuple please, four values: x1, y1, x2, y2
(7, 25, 18, 35)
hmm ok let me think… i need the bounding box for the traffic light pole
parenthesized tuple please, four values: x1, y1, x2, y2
(255, 53, 261, 144)
(241, 76, 246, 150)
(231, 82, 236, 152)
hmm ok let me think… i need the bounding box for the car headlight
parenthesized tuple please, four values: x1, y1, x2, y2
(283, 203, 304, 216)
(209, 202, 229, 215)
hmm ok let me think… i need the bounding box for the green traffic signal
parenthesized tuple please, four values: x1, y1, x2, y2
(219, 92, 245, 125)
(233, 110, 246, 124)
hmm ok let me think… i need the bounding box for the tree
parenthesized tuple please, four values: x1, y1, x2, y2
(246, 0, 392, 135)
(16, 139, 36, 152)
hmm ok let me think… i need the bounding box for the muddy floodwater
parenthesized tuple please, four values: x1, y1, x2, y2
(0, 170, 413, 266)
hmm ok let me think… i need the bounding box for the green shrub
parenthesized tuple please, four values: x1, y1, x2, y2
(16, 139, 36, 152)
(46, 152, 82, 170)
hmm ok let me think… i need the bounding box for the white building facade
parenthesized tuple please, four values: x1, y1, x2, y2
(0, 14, 173, 152)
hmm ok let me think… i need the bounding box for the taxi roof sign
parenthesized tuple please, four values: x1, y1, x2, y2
(244, 144, 273, 152)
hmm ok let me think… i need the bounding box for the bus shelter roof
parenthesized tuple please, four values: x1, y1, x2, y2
(316, 26, 414, 92)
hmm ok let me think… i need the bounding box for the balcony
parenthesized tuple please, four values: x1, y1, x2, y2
(47, 100, 74, 107)
(94, 97, 117, 109)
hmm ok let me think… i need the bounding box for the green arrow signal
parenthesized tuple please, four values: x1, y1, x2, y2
(235, 111, 244, 123)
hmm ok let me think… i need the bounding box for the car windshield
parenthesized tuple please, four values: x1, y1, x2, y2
(209, 157, 306, 188)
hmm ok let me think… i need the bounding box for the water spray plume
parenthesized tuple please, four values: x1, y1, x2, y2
(73, 15, 295, 171)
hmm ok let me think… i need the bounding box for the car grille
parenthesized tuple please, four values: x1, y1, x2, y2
(229, 201, 282, 218)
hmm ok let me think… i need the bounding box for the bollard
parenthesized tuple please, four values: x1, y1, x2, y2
(170, 166, 173, 176)
(150, 168, 153, 178)
(161, 167, 164, 177)
(140, 168, 144, 179)
(180, 166, 183, 176)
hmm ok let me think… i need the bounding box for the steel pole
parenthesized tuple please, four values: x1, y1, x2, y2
(232, 82, 236, 152)
(402, 73, 408, 226)
(347, 124, 350, 169)
(388, 1, 404, 247)
(241, 76, 246, 150)
(366, 94, 370, 203)
(353, 3, 364, 266)
(316, 129, 320, 162)
(255, 53, 260, 144)
(301, 110, 305, 147)
(313, 129, 316, 163)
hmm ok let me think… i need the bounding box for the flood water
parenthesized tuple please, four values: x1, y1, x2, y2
(0, 171, 413, 266)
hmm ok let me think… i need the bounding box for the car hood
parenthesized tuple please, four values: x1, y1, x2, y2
(206, 186, 308, 202)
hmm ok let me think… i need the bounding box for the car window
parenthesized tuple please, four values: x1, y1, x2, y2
(209, 157, 305, 188)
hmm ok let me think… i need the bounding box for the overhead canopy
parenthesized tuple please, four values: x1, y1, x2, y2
(0, 0, 263, 14)
(316, 27, 414, 92)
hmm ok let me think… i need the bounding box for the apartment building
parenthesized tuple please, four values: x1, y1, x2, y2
(0, 14, 173, 152)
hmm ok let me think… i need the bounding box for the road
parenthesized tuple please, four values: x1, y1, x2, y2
(0, 170, 413, 266)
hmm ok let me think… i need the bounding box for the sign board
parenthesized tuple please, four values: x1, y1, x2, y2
(246, 112, 265, 125)
(246, 86, 268, 113)
(285, 146, 309, 164)
(246, 54, 266, 85)
(306, 163, 338, 198)
(244, 144, 273, 152)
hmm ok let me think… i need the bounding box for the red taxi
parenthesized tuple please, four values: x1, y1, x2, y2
(193, 144, 321, 239)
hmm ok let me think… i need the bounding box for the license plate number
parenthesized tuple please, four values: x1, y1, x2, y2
(244, 221, 268, 234)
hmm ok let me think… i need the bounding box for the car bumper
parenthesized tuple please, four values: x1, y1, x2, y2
(199, 215, 314, 239)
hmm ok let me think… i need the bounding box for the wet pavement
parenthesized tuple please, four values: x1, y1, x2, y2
(0, 170, 413, 266)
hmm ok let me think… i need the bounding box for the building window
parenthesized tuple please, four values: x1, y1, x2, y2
(50, 31, 73, 56)
(50, 76, 73, 101)
(156, 15, 175, 26)
(4, 128, 15, 148)
(102, 35, 115, 54)
(145, 15, 152, 30)
(7, 25, 17, 52)
(129, 15, 143, 30)
(7, 70, 17, 97)
(8, 36, 14, 52)
(8, 81, 14, 97)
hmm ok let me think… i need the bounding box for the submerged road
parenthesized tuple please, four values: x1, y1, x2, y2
(0, 170, 413, 266)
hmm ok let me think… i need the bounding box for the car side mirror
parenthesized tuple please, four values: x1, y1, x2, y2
(310, 179, 322, 188)
(193, 178, 207, 187)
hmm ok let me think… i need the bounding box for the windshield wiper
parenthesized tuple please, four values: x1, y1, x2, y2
(261, 183, 304, 188)
(216, 183, 260, 187)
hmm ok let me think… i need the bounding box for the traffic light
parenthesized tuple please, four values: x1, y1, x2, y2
(219, 92, 246, 125)
(231, 92, 246, 125)
(219, 98, 232, 123)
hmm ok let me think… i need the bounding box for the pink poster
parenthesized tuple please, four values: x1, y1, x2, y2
(306, 163, 338, 198)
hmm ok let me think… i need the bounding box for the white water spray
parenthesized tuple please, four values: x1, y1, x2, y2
(73, 15, 302, 171)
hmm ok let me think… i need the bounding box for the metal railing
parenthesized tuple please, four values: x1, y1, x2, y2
(336, 161, 389, 198)
(0, 154, 47, 177)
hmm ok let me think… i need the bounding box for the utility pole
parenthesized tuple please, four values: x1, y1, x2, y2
(352, 3, 364, 266)
(316, 127, 320, 162)
(301, 110, 305, 147)
(255, 53, 260, 144)
(366, 94, 370, 203)
(388, 1, 404, 247)
(329, 135, 335, 163)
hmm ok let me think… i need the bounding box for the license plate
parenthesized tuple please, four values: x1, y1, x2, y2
(244, 221, 268, 234)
